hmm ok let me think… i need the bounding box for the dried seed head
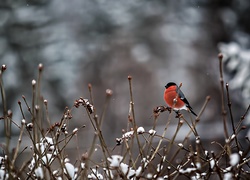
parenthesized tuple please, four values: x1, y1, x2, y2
(8, 110, 12, 117)
(26, 123, 33, 131)
(178, 143, 184, 148)
(1, 64, 7, 71)
(106, 89, 113, 96)
(38, 63, 43, 71)
(218, 53, 223, 60)
(32, 80, 36, 86)
(21, 119, 26, 125)
(73, 128, 78, 134)
(44, 99, 48, 105)
(35, 105, 40, 110)
(81, 152, 88, 161)
(179, 120, 184, 124)
(128, 75, 132, 80)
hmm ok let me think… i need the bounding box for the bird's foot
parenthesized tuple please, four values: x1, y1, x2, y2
(174, 111, 182, 118)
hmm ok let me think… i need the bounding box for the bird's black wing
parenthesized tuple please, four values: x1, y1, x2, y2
(177, 88, 190, 105)
(177, 88, 197, 116)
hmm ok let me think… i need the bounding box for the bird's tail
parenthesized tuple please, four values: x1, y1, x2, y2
(189, 107, 197, 116)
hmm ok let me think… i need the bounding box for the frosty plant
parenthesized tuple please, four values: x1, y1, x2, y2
(0, 53, 250, 179)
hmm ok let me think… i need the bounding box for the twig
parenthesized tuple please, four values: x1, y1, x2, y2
(128, 75, 144, 161)
(225, 83, 240, 152)
(236, 104, 250, 132)
(218, 53, 229, 140)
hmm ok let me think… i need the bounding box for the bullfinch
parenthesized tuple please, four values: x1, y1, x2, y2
(164, 82, 197, 116)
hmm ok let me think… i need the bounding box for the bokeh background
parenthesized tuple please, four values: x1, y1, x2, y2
(0, 0, 250, 155)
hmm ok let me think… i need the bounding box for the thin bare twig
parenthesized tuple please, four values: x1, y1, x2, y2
(218, 53, 229, 140)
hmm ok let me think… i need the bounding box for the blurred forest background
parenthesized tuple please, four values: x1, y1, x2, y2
(0, 0, 250, 155)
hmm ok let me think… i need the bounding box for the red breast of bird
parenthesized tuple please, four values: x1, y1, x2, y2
(164, 85, 187, 111)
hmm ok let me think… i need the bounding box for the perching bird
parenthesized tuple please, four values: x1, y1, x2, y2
(164, 82, 197, 116)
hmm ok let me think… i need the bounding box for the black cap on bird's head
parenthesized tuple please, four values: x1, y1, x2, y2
(165, 82, 177, 89)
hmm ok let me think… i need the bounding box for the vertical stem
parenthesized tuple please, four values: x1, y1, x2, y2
(0, 65, 12, 176)
(218, 53, 229, 140)
(226, 83, 240, 152)
(36, 64, 43, 140)
(128, 75, 144, 161)
(32, 79, 38, 143)
(150, 110, 174, 162)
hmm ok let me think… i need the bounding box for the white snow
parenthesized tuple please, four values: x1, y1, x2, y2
(137, 127, 145, 134)
(229, 153, 240, 166)
(64, 162, 75, 179)
(148, 129, 156, 136)
(107, 155, 123, 167)
(34, 166, 44, 179)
